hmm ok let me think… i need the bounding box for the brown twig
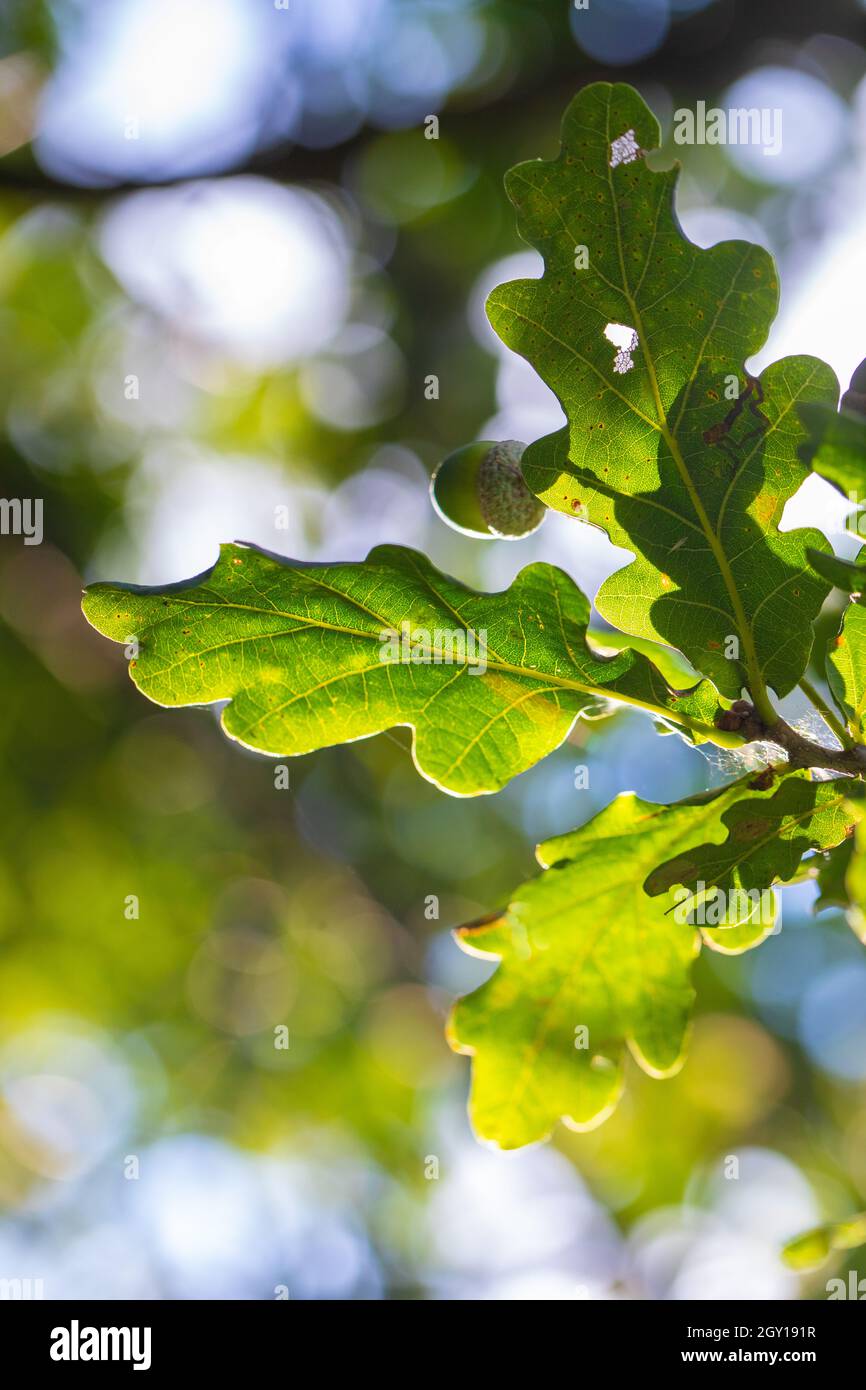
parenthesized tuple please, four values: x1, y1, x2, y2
(715, 700, 866, 777)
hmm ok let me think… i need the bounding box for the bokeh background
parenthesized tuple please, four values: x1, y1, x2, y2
(1, 0, 866, 1301)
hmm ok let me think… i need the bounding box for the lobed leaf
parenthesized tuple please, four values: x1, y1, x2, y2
(448, 773, 858, 1148)
(487, 82, 838, 707)
(644, 774, 859, 904)
(82, 541, 725, 798)
(450, 793, 714, 1150)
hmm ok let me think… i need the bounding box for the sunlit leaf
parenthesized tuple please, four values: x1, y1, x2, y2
(586, 626, 698, 688)
(82, 541, 726, 798)
(814, 836, 855, 913)
(487, 81, 837, 709)
(801, 355, 866, 498)
(644, 773, 859, 906)
(448, 773, 855, 1147)
(827, 566, 866, 741)
(805, 548, 866, 595)
(782, 1212, 866, 1272)
(781, 1227, 834, 1272)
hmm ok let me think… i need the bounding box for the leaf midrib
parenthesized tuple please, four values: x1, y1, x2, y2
(131, 588, 721, 739)
(602, 92, 772, 719)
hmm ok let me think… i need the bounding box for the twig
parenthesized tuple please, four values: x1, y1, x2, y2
(715, 700, 866, 777)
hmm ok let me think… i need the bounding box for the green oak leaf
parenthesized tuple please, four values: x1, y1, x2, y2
(448, 773, 856, 1148)
(644, 773, 860, 906)
(815, 803, 866, 943)
(805, 548, 866, 594)
(814, 836, 855, 913)
(827, 564, 866, 742)
(800, 355, 866, 498)
(487, 81, 838, 709)
(782, 1212, 866, 1273)
(586, 626, 698, 688)
(845, 811, 866, 943)
(81, 541, 727, 799)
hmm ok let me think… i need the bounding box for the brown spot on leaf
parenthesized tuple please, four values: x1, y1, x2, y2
(731, 817, 771, 841)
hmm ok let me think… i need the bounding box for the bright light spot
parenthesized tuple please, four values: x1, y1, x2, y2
(0, 1022, 135, 1182)
(780, 471, 854, 541)
(427, 1141, 621, 1297)
(36, 0, 274, 182)
(469, 253, 564, 443)
(721, 68, 848, 184)
(129, 1137, 379, 1298)
(111, 445, 320, 584)
(570, 0, 669, 66)
(369, 18, 453, 106)
(703, 1148, 818, 1245)
(314, 453, 430, 560)
(757, 176, 866, 391)
(99, 179, 350, 368)
(677, 206, 771, 253)
(137, 1138, 267, 1276)
(630, 1149, 816, 1298)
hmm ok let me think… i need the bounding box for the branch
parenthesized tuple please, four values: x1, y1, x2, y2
(716, 700, 866, 777)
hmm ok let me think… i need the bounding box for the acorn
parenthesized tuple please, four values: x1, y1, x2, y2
(430, 439, 546, 539)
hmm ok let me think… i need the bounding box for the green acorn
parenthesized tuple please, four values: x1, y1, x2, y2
(430, 439, 546, 539)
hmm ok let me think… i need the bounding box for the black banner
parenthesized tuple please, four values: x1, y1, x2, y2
(1, 1296, 863, 1375)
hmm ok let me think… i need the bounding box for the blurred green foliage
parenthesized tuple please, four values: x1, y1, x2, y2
(1, 0, 866, 1299)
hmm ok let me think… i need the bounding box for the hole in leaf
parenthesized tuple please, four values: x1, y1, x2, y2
(609, 128, 640, 168)
(604, 322, 638, 374)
